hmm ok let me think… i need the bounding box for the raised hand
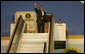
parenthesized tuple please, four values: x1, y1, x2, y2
(34, 2, 37, 7)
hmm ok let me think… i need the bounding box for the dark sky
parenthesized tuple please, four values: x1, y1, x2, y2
(1, 1, 84, 36)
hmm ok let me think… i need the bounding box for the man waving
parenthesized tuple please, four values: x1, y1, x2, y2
(34, 2, 46, 33)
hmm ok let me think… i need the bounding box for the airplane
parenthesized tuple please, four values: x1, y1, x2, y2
(6, 11, 84, 53)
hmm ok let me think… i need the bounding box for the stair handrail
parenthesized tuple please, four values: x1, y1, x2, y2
(43, 42, 46, 53)
(6, 15, 24, 53)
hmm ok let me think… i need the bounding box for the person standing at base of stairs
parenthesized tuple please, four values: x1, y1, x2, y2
(34, 2, 46, 33)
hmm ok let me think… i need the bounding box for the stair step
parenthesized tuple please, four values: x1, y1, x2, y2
(22, 33, 49, 36)
(17, 45, 44, 48)
(19, 39, 47, 42)
(18, 41, 44, 47)
(21, 35, 48, 39)
(16, 50, 43, 53)
(17, 47, 43, 50)
(19, 41, 44, 44)
(18, 44, 44, 48)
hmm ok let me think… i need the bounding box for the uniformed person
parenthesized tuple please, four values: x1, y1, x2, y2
(34, 2, 46, 33)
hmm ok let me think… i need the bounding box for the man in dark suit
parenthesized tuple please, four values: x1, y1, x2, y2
(34, 2, 46, 33)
